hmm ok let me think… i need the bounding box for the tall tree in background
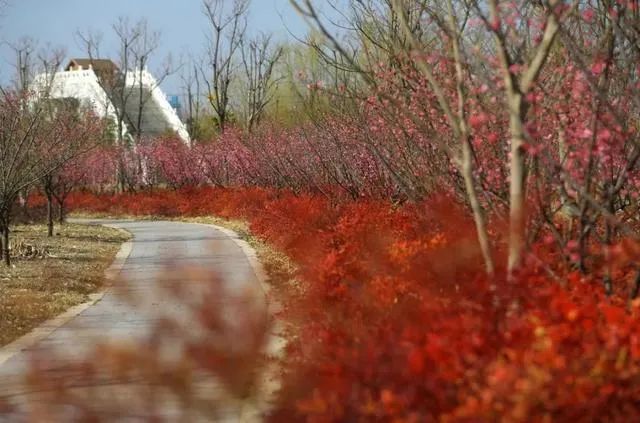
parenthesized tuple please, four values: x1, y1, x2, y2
(11, 38, 36, 93)
(240, 33, 284, 132)
(77, 18, 138, 192)
(77, 17, 169, 190)
(129, 20, 174, 144)
(202, 0, 249, 133)
(77, 18, 137, 147)
(180, 56, 205, 143)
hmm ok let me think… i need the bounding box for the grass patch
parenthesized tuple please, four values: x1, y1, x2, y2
(0, 223, 130, 346)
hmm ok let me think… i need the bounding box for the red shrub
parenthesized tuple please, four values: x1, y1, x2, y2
(67, 188, 640, 421)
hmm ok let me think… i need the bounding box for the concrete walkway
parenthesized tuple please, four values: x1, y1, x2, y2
(0, 220, 273, 421)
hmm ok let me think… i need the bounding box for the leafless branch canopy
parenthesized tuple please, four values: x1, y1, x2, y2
(201, 0, 249, 132)
(240, 33, 284, 131)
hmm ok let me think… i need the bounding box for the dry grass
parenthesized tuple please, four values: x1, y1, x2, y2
(0, 223, 130, 346)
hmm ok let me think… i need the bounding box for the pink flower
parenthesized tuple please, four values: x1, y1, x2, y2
(509, 64, 523, 74)
(582, 8, 595, 23)
(591, 61, 606, 76)
(468, 113, 488, 129)
(597, 128, 612, 141)
(567, 240, 579, 250)
(489, 17, 501, 31)
(579, 129, 594, 139)
(487, 133, 499, 143)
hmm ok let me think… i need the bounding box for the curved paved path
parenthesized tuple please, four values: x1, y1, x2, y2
(0, 220, 270, 421)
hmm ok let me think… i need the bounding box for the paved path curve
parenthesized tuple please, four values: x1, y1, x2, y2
(0, 220, 271, 421)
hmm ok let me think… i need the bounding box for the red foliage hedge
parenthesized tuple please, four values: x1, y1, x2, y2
(68, 188, 640, 421)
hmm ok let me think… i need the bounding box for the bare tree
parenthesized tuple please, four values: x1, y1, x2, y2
(0, 48, 99, 264)
(180, 55, 205, 143)
(290, 0, 497, 274)
(393, 0, 495, 275)
(77, 18, 138, 147)
(240, 33, 284, 131)
(201, 0, 249, 132)
(129, 20, 175, 144)
(289, 0, 592, 279)
(40, 101, 103, 237)
(477, 0, 578, 276)
(77, 17, 169, 191)
(11, 38, 36, 93)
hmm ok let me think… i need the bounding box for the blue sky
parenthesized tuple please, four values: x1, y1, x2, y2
(0, 0, 309, 94)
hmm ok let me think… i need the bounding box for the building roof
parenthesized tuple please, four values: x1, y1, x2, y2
(66, 59, 119, 81)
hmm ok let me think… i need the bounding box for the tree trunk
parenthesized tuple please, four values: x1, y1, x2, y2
(446, 0, 494, 276)
(461, 138, 495, 276)
(58, 201, 65, 224)
(507, 95, 527, 276)
(2, 225, 10, 267)
(117, 156, 126, 194)
(46, 190, 54, 237)
(630, 269, 640, 300)
(116, 120, 126, 194)
(603, 186, 615, 296)
(0, 225, 4, 262)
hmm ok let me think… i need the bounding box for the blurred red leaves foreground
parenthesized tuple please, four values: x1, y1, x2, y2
(53, 187, 640, 421)
(1, 261, 272, 421)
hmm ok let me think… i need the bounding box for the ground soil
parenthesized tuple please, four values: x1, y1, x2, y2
(0, 223, 130, 346)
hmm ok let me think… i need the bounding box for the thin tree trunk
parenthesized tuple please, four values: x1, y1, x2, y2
(461, 140, 495, 276)
(487, 0, 563, 277)
(603, 185, 615, 295)
(58, 201, 65, 224)
(630, 268, 640, 300)
(117, 120, 126, 194)
(507, 95, 527, 275)
(3, 224, 10, 267)
(117, 156, 126, 194)
(46, 190, 54, 237)
(446, 0, 494, 276)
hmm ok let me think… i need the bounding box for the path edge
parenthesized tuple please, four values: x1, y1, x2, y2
(201, 224, 270, 296)
(0, 225, 133, 366)
(199, 222, 286, 420)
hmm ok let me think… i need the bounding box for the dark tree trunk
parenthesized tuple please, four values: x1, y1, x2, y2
(58, 201, 65, 224)
(0, 225, 4, 262)
(2, 225, 10, 267)
(46, 190, 54, 237)
(117, 157, 126, 194)
(631, 269, 640, 301)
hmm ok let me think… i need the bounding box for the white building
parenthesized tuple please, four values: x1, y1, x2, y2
(34, 59, 190, 143)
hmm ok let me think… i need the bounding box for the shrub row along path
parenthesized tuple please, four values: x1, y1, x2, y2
(0, 219, 270, 421)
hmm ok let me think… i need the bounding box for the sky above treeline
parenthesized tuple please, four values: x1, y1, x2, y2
(0, 0, 312, 95)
